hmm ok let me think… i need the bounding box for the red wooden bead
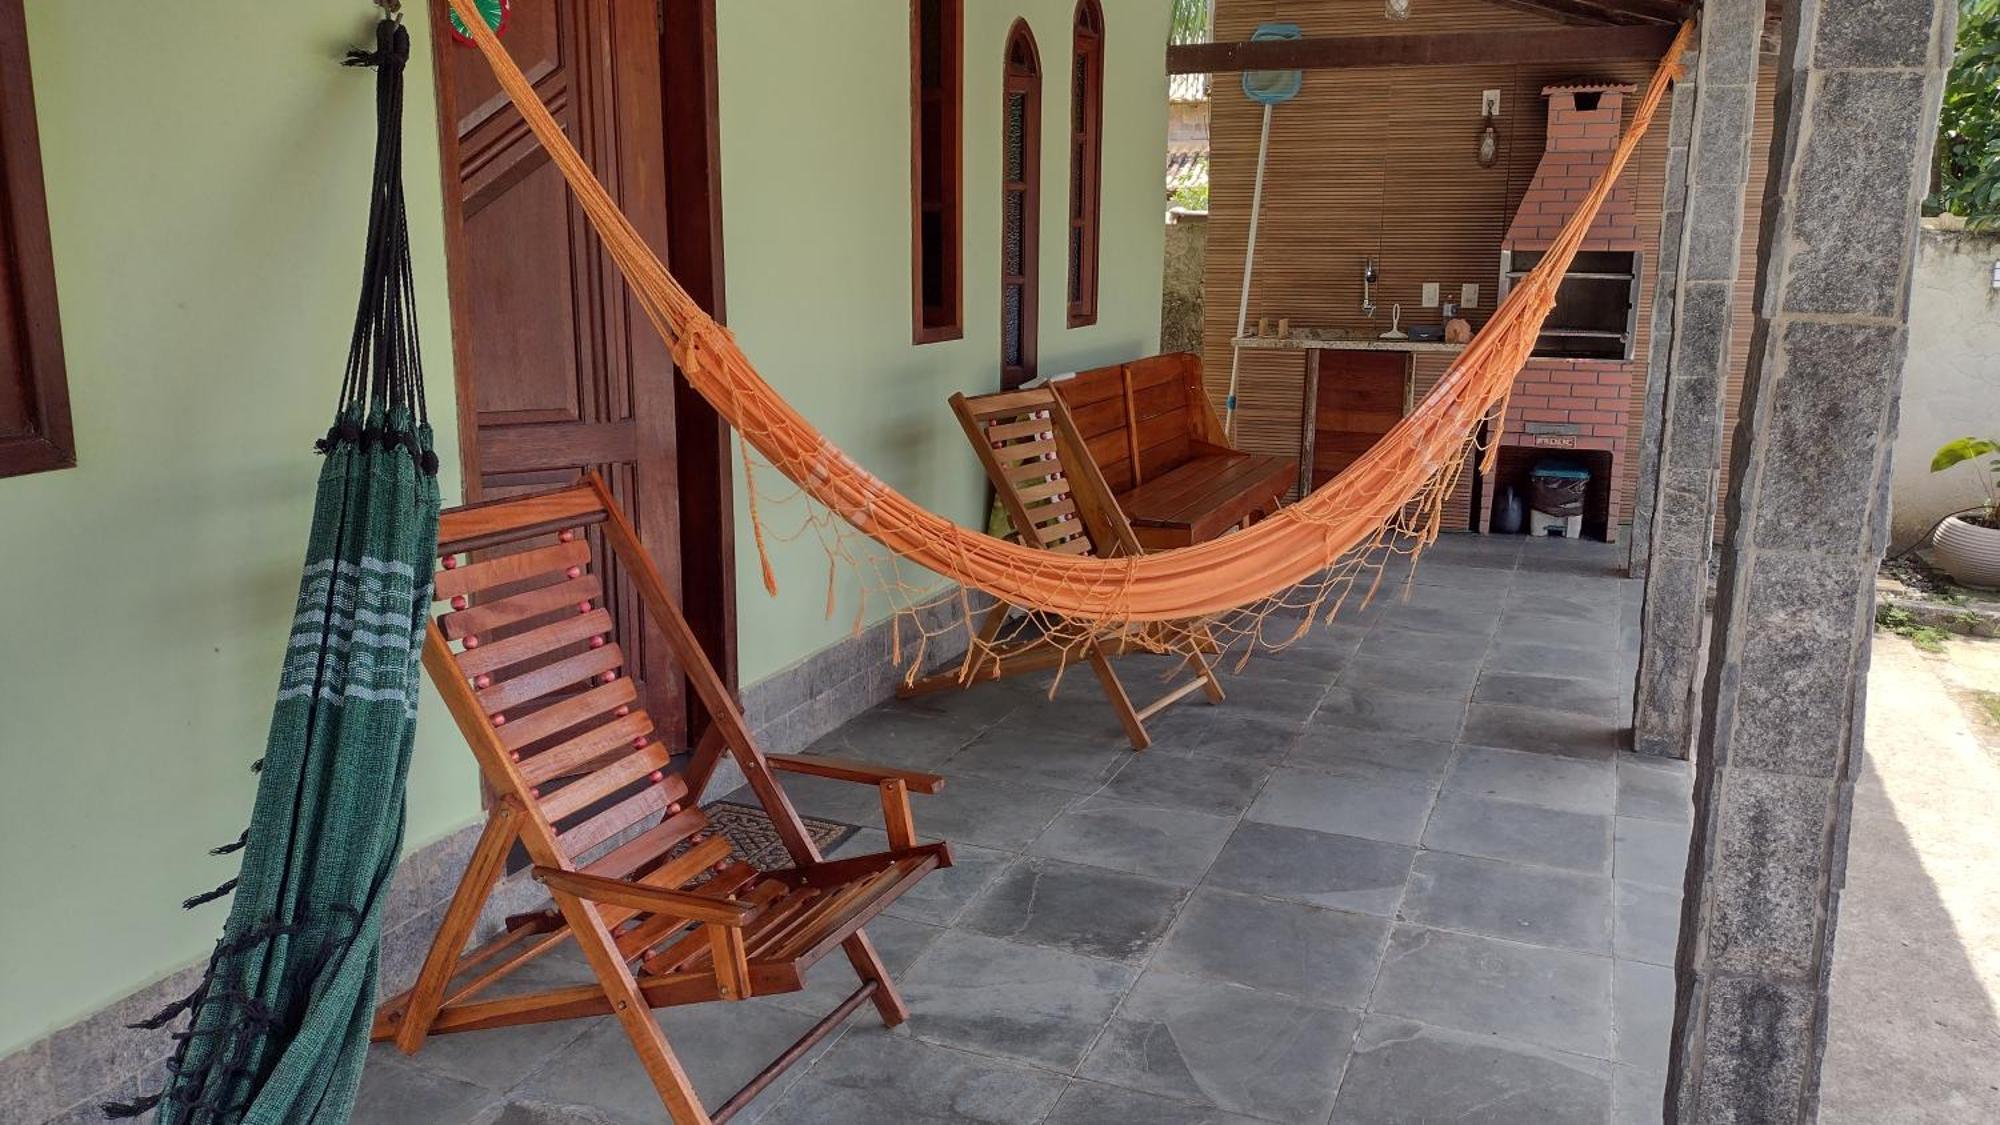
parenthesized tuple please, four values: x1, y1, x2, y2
(590, 635, 606, 649)
(712, 861, 728, 874)
(450, 595, 469, 610)
(566, 566, 583, 579)
(559, 529, 575, 543)
(491, 713, 506, 726)
(509, 751, 521, 762)
(474, 674, 492, 689)
(579, 601, 593, 614)
(462, 635, 479, 649)
(615, 705, 631, 717)
(441, 555, 458, 569)
(601, 671, 618, 684)
(666, 802, 680, 815)
(633, 736, 648, 749)
(529, 787, 540, 799)
(650, 771, 664, 784)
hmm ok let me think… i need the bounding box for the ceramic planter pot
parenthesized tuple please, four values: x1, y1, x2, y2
(1933, 514, 2000, 589)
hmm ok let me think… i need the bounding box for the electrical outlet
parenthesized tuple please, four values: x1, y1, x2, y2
(1422, 282, 1440, 307)
(1461, 283, 1480, 309)
(1482, 89, 1502, 117)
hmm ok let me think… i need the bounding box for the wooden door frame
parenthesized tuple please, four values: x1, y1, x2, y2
(426, 0, 738, 705)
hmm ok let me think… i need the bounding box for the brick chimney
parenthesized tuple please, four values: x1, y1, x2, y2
(1503, 83, 1640, 250)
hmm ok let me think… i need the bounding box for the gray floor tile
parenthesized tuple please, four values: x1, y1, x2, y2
(894, 772, 1076, 851)
(1615, 959, 1676, 1071)
(1029, 795, 1236, 882)
(1046, 1080, 1266, 1125)
(377, 953, 595, 1091)
(896, 930, 1136, 1070)
(835, 828, 1013, 927)
(942, 727, 1129, 793)
(959, 857, 1190, 964)
(767, 912, 944, 1017)
(1617, 755, 1694, 822)
(1615, 880, 1682, 966)
(1247, 763, 1439, 845)
(1153, 887, 1389, 1007)
(1100, 750, 1272, 817)
(1461, 702, 1625, 759)
(1332, 1015, 1613, 1125)
(1208, 672, 1332, 723)
(1354, 625, 1493, 668)
(1494, 613, 1624, 651)
(808, 706, 987, 770)
(512, 998, 834, 1125)
(1080, 970, 1358, 1125)
(1403, 851, 1614, 954)
(757, 1028, 1066, 1125)
(1230, 632, 1359, 685)
(1371, 925, 1614, 1058)
(353, 1053, 501, 1125)
(1377, 602, 1503, 638)
(1612, 1064, 1669, 1125)
(1140, 706, 1303, 766)
(1340, 652, 1482, 697)
(1443, 745, 1616, 816)
(1421, 793, 1612, 874)
(1613, 816, 1690, 890)
(473, 1101, 621, 1125)
(1315, 685, 1468, 743)
(1287, 725, 1454, 781)
(1204, 820, 1415, 917)
(1474, 671, 1627, 718)
(1486, 638, 1634, 680)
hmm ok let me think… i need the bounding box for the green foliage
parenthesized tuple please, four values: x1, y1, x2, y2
(1975, 690, 2000, 725)
(1876, 604, 1953, 652)
(1170, 0, 1209, 45)
(1930, 435, 2000, 522)
(1934, 1, 2000, 226)
(1170, 182, 1209, 211)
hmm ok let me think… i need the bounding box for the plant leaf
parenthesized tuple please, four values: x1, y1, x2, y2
(1932, 436, 2000, 472)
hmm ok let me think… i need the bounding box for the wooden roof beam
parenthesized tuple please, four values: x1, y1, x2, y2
(1166, 24, 1683, 74)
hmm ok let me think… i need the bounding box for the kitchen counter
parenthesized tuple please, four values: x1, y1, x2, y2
(1232, 328, 1467, 354)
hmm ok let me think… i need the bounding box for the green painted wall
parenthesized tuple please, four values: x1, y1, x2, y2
(716, 0, 1171, 683)
(0, 5, 472, 1054)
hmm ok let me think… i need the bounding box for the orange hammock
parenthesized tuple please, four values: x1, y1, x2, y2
(447, 0, 1688, 630)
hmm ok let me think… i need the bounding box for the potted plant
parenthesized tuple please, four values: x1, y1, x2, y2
(1930, 436, 2000, 588)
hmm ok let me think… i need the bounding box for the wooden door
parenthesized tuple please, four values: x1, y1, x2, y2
(1310, 352, 1409, 489)
(434, 0, 689, 746)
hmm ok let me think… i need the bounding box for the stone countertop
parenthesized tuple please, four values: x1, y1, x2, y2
(1231, 330, 1468, 355)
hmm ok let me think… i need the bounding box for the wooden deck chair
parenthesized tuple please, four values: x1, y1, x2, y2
(373, 475, 952, 1125)
(899, 386, 1225, 749)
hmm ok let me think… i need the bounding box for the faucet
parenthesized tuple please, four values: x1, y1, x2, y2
(1362, 258, 1379, 318)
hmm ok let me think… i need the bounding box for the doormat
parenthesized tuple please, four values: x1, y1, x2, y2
(698, 800, 859, 871)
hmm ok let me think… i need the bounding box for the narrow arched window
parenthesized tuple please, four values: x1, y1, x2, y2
(911, 0, 963, 344)
(1001, 20, 1041, 388)
(1067, 0, 1105, 327)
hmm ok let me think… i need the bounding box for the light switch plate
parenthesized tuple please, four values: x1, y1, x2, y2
(1461, 283, 1480, 309)
(1482, 89, 1502, 117)
(1422, 282, 1440, 307)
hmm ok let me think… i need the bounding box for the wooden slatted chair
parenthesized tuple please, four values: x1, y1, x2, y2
(372, 475, 952, 1125)
(899, 386, 1225, 749)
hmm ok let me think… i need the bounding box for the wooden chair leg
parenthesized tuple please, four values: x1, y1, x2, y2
(1085, 639, 1150, 749)
(390, 800, 521, 1054)
(555, 891, 712, 1124)
(839, 929, 910, 1027)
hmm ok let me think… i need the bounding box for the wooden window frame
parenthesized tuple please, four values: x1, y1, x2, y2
(0, 0, 73, 479)
(1000, 20, 1041, 389)
(910, 0, 964, 345)
(1066, 0, 1104, 328)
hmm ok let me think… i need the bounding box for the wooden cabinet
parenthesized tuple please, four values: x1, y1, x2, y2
(1306, 351, 1410, 491)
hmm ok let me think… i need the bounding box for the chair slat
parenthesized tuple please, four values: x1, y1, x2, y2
(439, 574, 602, 641)
(476, 644, 625, 714)
(498, 677, 636, 751)
(435, 486, 604, 549)
(557, 774, 687, 860)
(1014, 477, 1071, 504)
(458, 609, 613, 677)
(539, 744, 675, 822)
(981, 416, 1056, 443)
(434, 539, 591, 600)
(587, 811, 720, 881)
(519, 710, 659, 785)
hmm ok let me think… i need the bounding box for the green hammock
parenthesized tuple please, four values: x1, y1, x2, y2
(108, 20, 440, 1123)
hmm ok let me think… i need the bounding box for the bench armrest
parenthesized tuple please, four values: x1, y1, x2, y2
(532, 867, 754, 926)
(765, 753, 945, 795)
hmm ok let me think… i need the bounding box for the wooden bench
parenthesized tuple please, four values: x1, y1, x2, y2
(1051, 352, 1296, 549)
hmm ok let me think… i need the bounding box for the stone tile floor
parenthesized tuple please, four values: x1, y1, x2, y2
(356, 535, 1693, 1125)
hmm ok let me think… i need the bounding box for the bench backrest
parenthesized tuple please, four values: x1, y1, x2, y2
(1052, 352, 1232, 494)
(949, 387, 1143, 559)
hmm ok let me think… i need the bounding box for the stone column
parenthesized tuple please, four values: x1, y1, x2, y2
(1627, 71, 1697, 582)
(1631, 0, 1765, 759)
(1671, 2, 1957, 1121)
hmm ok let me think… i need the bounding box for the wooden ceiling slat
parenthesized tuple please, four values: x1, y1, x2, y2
(1167, 24, 1682, 74)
